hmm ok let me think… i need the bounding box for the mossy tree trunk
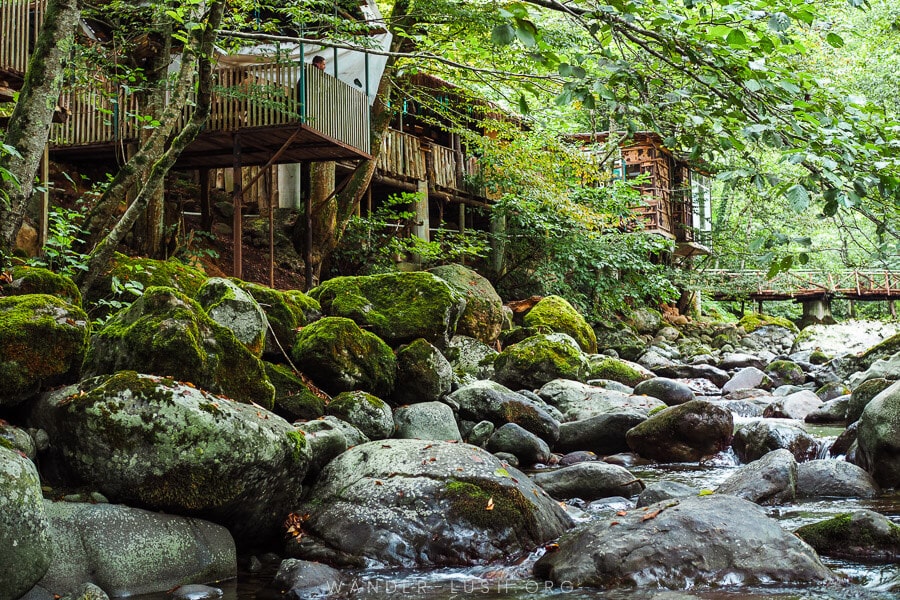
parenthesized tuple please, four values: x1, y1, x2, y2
(0, 0, 80, 256)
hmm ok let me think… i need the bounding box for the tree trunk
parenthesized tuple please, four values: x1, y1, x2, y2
(0, 0, 80, 255)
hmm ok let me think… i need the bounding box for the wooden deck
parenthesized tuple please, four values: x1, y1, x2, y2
(705, 270, 900, 301)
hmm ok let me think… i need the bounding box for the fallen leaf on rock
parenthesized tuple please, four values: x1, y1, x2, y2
(616, 510, 628, 516)
(486, 497, 494, 511)
(641, 509, 662, 521)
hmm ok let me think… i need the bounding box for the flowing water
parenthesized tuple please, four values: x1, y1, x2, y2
(132, 419, 900, 600)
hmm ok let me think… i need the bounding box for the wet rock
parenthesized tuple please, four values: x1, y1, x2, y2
(762, 390, 822, 420)
(0, 423, 37, 461)
(523, 295, 597, 353)
(637, 348, 676, 371)
(846, 378, 892, 423)
(533, 494, 835, 589)
(196, 277, 268, 357)
(444, 335, 497, 381)
(636, 481, 699, 507)
(447, 380, 559, 443)
(464, 420, 494, 447)
(170, 585, 223, 600)
(293, 422, 348, 477)
(236, 282, 320, 361)
(292, 440, 572, 567)
(300, 415, 370, 448)
(537, 379, 664, 422)
(732, 420, 819, 463)
(555, 411, 647, 455)
(557, 450, 598, 466)
(815, 381, 850, 402)
(37, 501, 235, 597)
(804, 396, 850, 424)
(393, 339, 453, 405)
(393, 402, 462, 441)
(265, 363, 326, 422)
(848, 353, 900, 387)
(632, 377, 695, 406)
(492, 333, 588, 390)
(59, 583, 109, 600)
(587, 355, 653, 387)
(625, 401, 733, 462)
(791, 320, 900, 357)
(829, 421, 858, 457)
(856, 380, 900, 488)
(327, 391, 394, 440)
(721, 367, 772, 394)
(428, 264, 503, 345)
(718, 353, 766, 371)
(487, 423, 551, 465)
(653, 364, 729, 388)
(797, 460, 879, 498)
(715, 399, 765, 418)
(531, 462, 642, 501)
(794, 509, 899, 563)
(716, 449, 797, 504)
(273, 559, 353, 599)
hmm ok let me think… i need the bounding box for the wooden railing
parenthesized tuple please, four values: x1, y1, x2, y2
(49, 61, 371, 154)
(377, 128, 485, 197)
(0, 0, 44, 73)
(431, 143, 458, 189)
(701, 269, 900, 300)
(378, 129, 425, 180)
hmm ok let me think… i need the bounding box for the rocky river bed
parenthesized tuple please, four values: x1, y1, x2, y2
(0, 261, 898, 600)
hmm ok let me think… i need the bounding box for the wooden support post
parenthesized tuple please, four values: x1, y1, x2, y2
(39, 144, 49, 246)
(849, 299, 856, 319)
(366, 185, 372, 216)
(414, 180, 429, 243)
(199, 169, 211, 230)
(890, 299, 897, 320)
(232, 132, 243, 279)
(757, 299, 763, 314)
(268, 165, 275, 288)
(305, 177, 313, 292)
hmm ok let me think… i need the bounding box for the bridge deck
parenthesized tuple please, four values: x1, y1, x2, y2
(704, 270, 900, 302)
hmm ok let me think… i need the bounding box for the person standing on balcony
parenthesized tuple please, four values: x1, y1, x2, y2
(312, 55, 326, 72)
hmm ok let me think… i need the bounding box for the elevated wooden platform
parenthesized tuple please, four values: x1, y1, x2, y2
(706, 270, 900, 302)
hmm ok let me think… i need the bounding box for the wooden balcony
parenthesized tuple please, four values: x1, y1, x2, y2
(0, 0, 43, 75)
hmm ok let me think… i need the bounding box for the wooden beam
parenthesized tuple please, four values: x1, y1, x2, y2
(232, 132, 243, 279)
(239, 126, 304, 196)
(199, 169, 211, 230)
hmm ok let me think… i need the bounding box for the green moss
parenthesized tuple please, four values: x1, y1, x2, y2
(794, 512, 900, 562)
(5, 266, 82, 307)
(648, 405, 667, 417)
(588, 356, 646, 387)
(500, 400, 545, 434)
(809, 349, 831, 365)
(265, 362, 325, 421)
(738, 313, 799, 334)
(444, 479, 539, 536)
(859, 332, 900, 370)
(286, 430, 308, 464)
(523, 296, 597, 354)
(0, 436, 14, 450)
(110, 253, 208, 297)
(764, 360, 804, 385)
(493, 334, 587, 390)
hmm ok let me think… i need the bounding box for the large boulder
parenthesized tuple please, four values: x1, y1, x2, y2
(272, 559, 354, 599)
(522, 295, 597, 353)
(196, 277, 268, 356)
(82, 286, 274, 407)
(447, 380, 559, 443)
(236, 281, 320, 360)
(721, 367, 772, 394)
(428, 264, 503, 344)
(732, 420, 819, 463)
(37, 501, 235, 597)
(555, 411, 647, 455)
(846, 378, 893, 423)
(856, 380, 900, 488)
(492, 333, 588, 390)
(636, 480, 698, 507)
(0, 294, 89, 408)
(393, 402, 462, 441)
(594, 323, 646, 361)
(31, 372, 309, 547)
(533, 494, 835, 589)
(797, 460, 879, 498)
(2, 265, 81, 306)
(716, 449, 797, 504)
(792, 320, 900, 356)
(0, 447, 51, 600)
(762, 390, 823, 421)
(794, 510, 899, 563)
(291, 317, 397, 398)
(537, 379, 664, 422)
(764, 360, 806, 387)
(326, 391, 394, 440)
(587, 355, 653, 387)
(632, 377, 695, 406)
(625, 401, 733, 462)
(530, 462, 642, 500)
(444, 335, 497, 381)
(265, 363, 326, 422)
(310, 272, 465, 347)
(393, 338, 453, 405)
(291, 440, 572, 567)
(487, 423, 551, 465)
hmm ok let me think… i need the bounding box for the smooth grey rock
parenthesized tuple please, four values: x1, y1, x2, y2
(196, 277, 268, 356)
(537, 379, 664, 422)
(848, 353, 900, 387)
(716, 449, 797, 504)
(531, 462, 642, 501)
(653, 364, 729, 388)
(487, 423, 552, 465)
(59, 583, 108, 600)
(583, 379, 634, 394)
(534, 494, 835, 589)
(722, 367, 772, 394)
(393, 338, 454, 405)
(795, 509, 900, 564)
(847, 378, 892, 423)
(637, 348, 676, 371)
(829, 421, 858, 457)
(797, 460, 879, 498)
(293, 423, 348, 477)
(393, 402, 462, 441)
(856, 380, 900, 488)
(804, 396, 850, 424)
(327, 391, 394, 440)
(732, 420, 819, 463)
(625, 401, 733, 462)
(714, 399, 765, 418)
(718, 353, 766, 371)
(448, 380, 559, 443)
(170, 585, 223, 600)
(557, 450, 598, 466)
(636, 480, 699, 507)
(555, 411, 647, 455)
(300, 415, 370, 448)
(763, 390, 823, 420)
(273, 559, 352, 599)
(0, 423, 37, 461)
(633, 377, 695, 406)
(465, 420, 494, 447)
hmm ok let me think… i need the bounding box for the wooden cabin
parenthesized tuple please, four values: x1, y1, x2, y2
(572, 132, 712, 257)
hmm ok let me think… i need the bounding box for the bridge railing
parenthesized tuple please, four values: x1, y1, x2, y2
(698, 269, 900, 299)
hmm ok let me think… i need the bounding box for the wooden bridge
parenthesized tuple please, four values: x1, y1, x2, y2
(703, 270, 900, 301)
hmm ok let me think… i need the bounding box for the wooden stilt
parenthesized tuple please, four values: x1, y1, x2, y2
(199, 169, 211, 230)
(232, 132, 243, 279)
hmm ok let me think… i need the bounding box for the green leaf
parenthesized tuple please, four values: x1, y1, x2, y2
(726, 28, 748, 48)
(515, 19, 538, 47)
(766, 260, 782, 279)
(825, 32, 845, 48)
(491, 24, 516, 46)
(518, 94, 530, 114)
(785, 184, 810, 212)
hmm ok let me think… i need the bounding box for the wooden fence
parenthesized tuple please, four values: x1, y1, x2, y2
(0, 0, 44, 73)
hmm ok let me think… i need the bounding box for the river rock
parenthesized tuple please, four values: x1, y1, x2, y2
(310, 272, 465, 348)
(721, 367, 772, 394)
(856, 380, 900, 488)
(444, 335, 497, 380)
(393, 339, 453, 405)
(632, 377, 695, 406)
(0, 294, 90, 408)
(533, 494, 835, 589)
(492, 333, 588, 390)
(732, 420, 818, 463)
(82, 286, 274, 407)
(718, 353, 766, 370)
(58, 583, 109, 600)
(804, 396, 850, 424)
(265, 363, 326, 421)
(235, 282, 321, 361)
(530, 462, 641, 500)
(716, 448, 797, 504)
(555, 411, 647, 455)
(0, 423, 37, 461)
(629, 307, 663, 334)
(625, 401, 733, 462)
(829, 421, 858, 457)
(291, 440, 572, 567)
(326, 391, 394, 440)
(0, 446, 51, 600)
(637, 348, 676, 371)
(1, 266, 81, 307)
(587, 355, 653, 387)
(464, 420, 494, 447)
(523, 295, 597, 353)
(196, 277, 268, 356)
(792, 320, 900, 356)
(594, 323, 646, 361)
(797, 460, 879, 498)
(764, 360, 806, 387)
(487, 423, 551, 465)
(815, 381, 850, 402)
(292, 422, 348, 477)
(447, 380, 559, 443)
(36, 501, 235, 597)
(428, 264, 503, 344)
(848, 353, 900, 387)
(557, 450, 598, 466)
(850, 329, 900, 372)
(31, 372, 309, 547)
(847, 378, 892, 423)
(537, 379, 664, 422)
(273, 559, 353, 599)
(762, 390, 822, 420)
(291, 317, 397, 398)
(636, 480, 699, 507)
(393, 402, 462, 441)
(652, 364, 729, 388)
(794, 509, 899, 563)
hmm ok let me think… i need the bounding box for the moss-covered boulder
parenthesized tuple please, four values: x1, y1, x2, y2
(236, 281, 321, 360)
(764, 359, 806, 387)
(448, 380, 560, 443)
(847, 378, 893, 423)
(523, 295, 597, 354)
(327, 391, 394, 440)
(265, 362, 326, 421)
(310, 272, 465, 347)
(394, 338, 453, 405)
(110, 253, 208, 297)
(625, 400, 733, 462)
(31, 372, 309, 548)
(444, 335, 497, 381)
(593, 323, 646, 361)
(739, 313, 799, 334)
(0, 423, 37, 461)
(83, 287, 274, 407)
(291, 317, 397, 398)
(856, 380, 900, 488)
(2, 265, 81, 306)
(196, 277, 268, 356)
(857, 331, 900, 372)
(428, 264, 503, 344)
(0, 294, 90, 408)
(795, 510, 899, 563)
(587, 355, 653, 387)
(0, 446, 51, 600)
(493, 333, 588, 390)
(291, 440, 572, 567)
